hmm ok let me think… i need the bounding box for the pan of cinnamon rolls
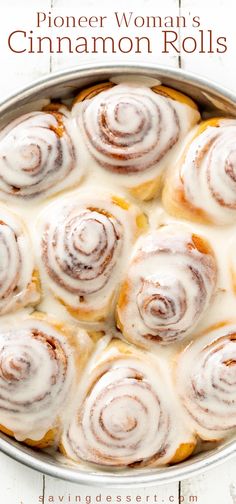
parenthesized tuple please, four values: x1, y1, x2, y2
(0, 65, 236, 486)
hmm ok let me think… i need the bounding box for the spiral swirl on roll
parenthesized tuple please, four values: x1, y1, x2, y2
(176, 322, 236, 440)
(78, 84, 181, 174)
(117, 225, 217, 347)
(39, 193, 145, 321)
(0, 317, 77, 442)
(165, 119, 236, 224)
(0, 110, 79, 200)
(61, 340, 195, 467)
(43, 207, 121, 295)
(0, 208, 40, 314)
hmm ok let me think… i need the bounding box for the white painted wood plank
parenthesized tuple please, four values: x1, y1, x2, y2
(181, 458, 236, 504)
(180, 0, 236, 91)
(0, 0, 236, 501)
(44, 473, 179, 501)
(0, 452, 43, 504)
(0, 0, 51, 99)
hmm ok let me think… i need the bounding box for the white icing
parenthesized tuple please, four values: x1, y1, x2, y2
(35, 190, 143, 319)
(0, 206, 39, 314)
(117, 224, 217, 347)
(0, 317, 77, 441)
(176, 323, 236, 441)
(0, 110, 83, 201)
(0, 79, 235, 468)
(180, 119, 236, 224)
(73, 83, 200, 189)
(62, 340, 194, 467)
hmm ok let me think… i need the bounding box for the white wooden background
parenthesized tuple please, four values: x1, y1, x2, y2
(0, 0, 236, 502)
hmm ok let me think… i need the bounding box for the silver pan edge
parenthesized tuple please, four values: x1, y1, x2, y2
(0, 63, 236, 487)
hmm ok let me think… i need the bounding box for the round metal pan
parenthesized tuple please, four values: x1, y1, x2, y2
(0, 63, 236, 487)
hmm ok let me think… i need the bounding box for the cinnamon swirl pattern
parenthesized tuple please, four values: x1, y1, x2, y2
(74, 83, 200, 200)
(163, 119, 236, 225)
(61, 339, 195, 467)
(2, 78, 236, 470)
(38, 192, 147, 321)
(176, 322, 236, 441)
(0, 315, 89, 446)
(117, 226, 217, 347)
(0, 208, 40, 314)
(0, 110, 80, 200)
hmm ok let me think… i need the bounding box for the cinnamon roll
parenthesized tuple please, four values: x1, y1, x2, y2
(0, 313, 91, 447)
(61, 339, 195, 467)
(73, 83, 200, 201)
(117, 225, 217, 347)
(37, 192, 147, 322)
(0, 108, 81, 201)
(176, 321, 236, 441)
(0, 207, 40, 314)
(163, 118, 236, 225)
